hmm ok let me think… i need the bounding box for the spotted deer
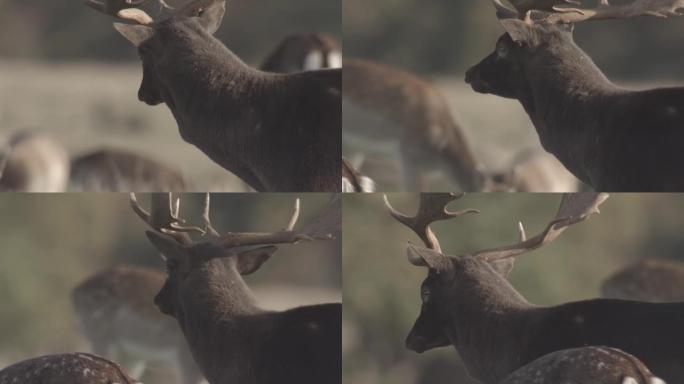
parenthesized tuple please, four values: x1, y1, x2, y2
(129, 193, 341, 384)
(72, 265, 205, 384)
(500, 347, 665, 384)
(466, 0, 684, 192)
(261, 33, 342, 73)
(384, 193, 684, 383)
(86, 0, 341, 192)
(0, 353, 139, 384)
(601, 259, 684, 303)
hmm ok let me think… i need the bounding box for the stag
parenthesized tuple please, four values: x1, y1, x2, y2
(130, 193, 341, 384)
(86, 0, 341, 192)
(466, 0, 684, 191)
(385, 193, 684, 383)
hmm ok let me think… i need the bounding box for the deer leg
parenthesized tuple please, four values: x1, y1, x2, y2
(399, 142, 426, 191)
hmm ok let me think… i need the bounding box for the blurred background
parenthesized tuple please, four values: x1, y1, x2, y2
(342, 193, 684, 384)
(0, 0, 341, 191)
(343, 0, 684, 190)
(0, 193, 341, 383)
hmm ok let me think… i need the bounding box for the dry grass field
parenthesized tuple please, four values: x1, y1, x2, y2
(0, 61, 248, 191)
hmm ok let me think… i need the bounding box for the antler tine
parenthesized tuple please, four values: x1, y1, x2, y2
(542, 0, 684, 24)
(130, 193, 202, 245)
(210, 196, 338, 248)
(200, 193, 220, 237)
(494, 0, 580, 18)
(384, 193, 480, 253)
(471, 193, 609, 261)
(84, 0, 156, 25)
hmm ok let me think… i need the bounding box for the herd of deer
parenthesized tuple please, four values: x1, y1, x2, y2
(1, 0, 684, 383)
(0, 0, 679, 191)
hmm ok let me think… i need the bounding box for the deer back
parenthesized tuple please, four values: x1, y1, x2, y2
(500, 347, 664, 384)
(261, 33, 341, 73)
(0, 353, 138, 384)
(601, 259, 684, 303)
(70, 148, 188, 192)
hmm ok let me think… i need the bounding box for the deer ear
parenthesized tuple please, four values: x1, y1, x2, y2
(407, 243, 452, 273)
(489, 258, 515, 278)
(500, 19, 539, 47)
(145, 231, 185, 260)
(197, 1, 226, 35)
(114, 23, 154, 47)
(236, 246, 278, 275)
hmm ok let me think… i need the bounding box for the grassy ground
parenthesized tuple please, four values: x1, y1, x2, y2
(0, 60, 248, 191)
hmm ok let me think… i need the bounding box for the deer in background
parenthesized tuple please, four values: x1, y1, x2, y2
(72, 265, 205, 384)
(384, 193, 684, 383)
(601, 259, 684, 303)
(71, 148, 188, 192)
(0, 353, 139, 384)
(130, 193, 341, 384)
(500, 347, 665, 384)
(344, 59, 580, 192)
(86, 0, 341, 192)
(0, 132, 70, 192)
(261, 33, 342, 73)
(466, 0, 684, 191)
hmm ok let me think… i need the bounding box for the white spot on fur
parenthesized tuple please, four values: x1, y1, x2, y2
(328, 51, 342, 68)
(623, 378, 637, 384)
(303, 51, 324, 70)
(650, 378, 666, 384)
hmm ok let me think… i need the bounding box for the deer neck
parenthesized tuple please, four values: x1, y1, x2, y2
(158, 45, 282, 191)
(445, 271, 535, 384)
(517, 41, 625, 185)
(176, 261, 272, 383)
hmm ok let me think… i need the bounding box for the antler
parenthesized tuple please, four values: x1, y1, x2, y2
(84, 0, 175, 25)
(384, 193, 479, 253)
(468, 193, 610, 261)
(542, 0, 684, 24)
(494, 0, 684, 23)
(131, 193, 338, 249)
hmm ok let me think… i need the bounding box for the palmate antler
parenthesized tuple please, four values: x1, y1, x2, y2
(84, 0, 219, 25)
(130, 193, 339, 250)
(386, 193, 609, 266)
(493, 0, 684, 23)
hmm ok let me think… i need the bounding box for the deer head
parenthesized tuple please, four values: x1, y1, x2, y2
(465, 0, 684, 98)
(86, 0, 227, 106)
(385, 193, 609, 353)
(131, 193, 338, 317)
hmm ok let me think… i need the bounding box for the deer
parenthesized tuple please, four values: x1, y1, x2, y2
(465, 0, 684, 192)
(383, 192, 684, 384)
(72, 265, 205, 384)
(500, 347, 665, 384)
(71, 148, 188, 192)
(0, 132, 70, 192)
(85, 0, 341, 192)
(601, 259, 684, 303)
(129, 193, 342, 384)
(0, 353, 139, 384)
(344, 59, 580, 192)
(261, 33, 342, 73)
(344, 58, 487, 191)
